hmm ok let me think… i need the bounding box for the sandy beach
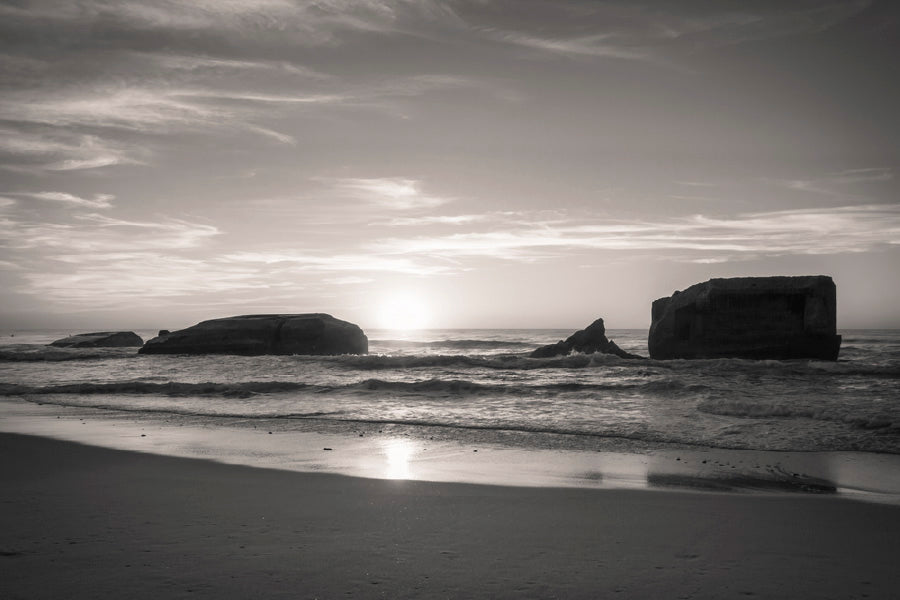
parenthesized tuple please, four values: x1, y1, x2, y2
(2, 432, 899, 599)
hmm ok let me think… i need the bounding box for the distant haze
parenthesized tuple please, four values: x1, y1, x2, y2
(1, 1, 898, 331)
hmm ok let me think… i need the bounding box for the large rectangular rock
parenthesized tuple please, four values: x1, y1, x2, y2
(648, 276, 841, 360)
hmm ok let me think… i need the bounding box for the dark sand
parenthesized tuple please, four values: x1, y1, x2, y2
(2, 432, 899, 599)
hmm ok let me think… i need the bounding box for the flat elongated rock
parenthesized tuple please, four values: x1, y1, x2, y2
(531, 318, 642, 359)
(648, 276, 841, 360)
(139, 314, 367, 356)
(49, 331, 144, 348)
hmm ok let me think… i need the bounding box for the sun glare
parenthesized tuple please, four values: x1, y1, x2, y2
(377, 292, 430, 330)
(383, 439, 415, 479)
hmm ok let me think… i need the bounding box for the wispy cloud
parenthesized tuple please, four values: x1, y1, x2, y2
(2, 208, 226, 307)
(0, 0, 493, 175)
(0, 0, 464, 46)
(1, 87, 231, 132)
(376, 214, 488, 226)
(10, 192, 114, 209)
(675, 180, 718, 188)
(23, 253, 267, 308)
(480, 1, 872, 63)
(221, 251, 452, 276)
(2, 213, 220, 252)
(146, 53, 327, 78)
(371, 204, 900, 262)
(6, 202, 897, 312)
(780, 167, 894, 196)
(0, 127, 141, 172)
(488, 30, 648, 60)
(328, 177, 453, 210)
(324, 276, 375, 286)
(0, 74, 479, 170)
(0, 86, 341, 150)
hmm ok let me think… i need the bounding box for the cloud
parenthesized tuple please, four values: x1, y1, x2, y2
(0, 0, 465, 47)
(11, 192, 114, 209)
(328, 177, 452, 210)
(830, 168, 895, 184)
(781, 167, 894, 196)
(1, 87, 230, 132)
(2, 212, 220, 252)
(371, 204, 900, 263)
(0, 127, 140, 172)
(376, 214, 488, 226)
(674, 180, 718, 188)
(488, 31, 648, 60)
(0, 75, 478, 170)
(478, 1, 872, 63)
(0, 0, 496, 176)
(0, 86, 339, 149)
(22, 253, 267, 308)
(325, 276, 375, 285)
(7, 202, 896, 312)
(2, 209, 225, 308)
(145, 54, 327, 78)
(221, 251, 452, 276)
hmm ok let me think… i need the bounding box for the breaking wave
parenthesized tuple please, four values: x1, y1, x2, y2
(372, 339, 533, 349)
(325, 352, 635, 370)
(0, 377, 701, 399)
(697, 398, 900, 432)
(0, 347, 137, 362)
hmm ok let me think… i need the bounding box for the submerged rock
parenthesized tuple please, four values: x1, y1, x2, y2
(648, 276, 841, 360)
(139, 314, 367, 356)
(49, 331, 144, 348)
(530, 318, 643, 359)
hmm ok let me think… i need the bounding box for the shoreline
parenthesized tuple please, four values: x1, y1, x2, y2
(3, 431, 900, 599)
(3, 396, 900, 504)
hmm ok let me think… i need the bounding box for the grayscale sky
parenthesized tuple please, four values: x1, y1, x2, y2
(1, 0, 898, 330)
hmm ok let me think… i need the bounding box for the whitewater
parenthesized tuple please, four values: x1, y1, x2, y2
(1, 328, 898, 455)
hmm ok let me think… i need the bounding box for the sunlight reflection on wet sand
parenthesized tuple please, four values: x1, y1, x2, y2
(382, 438, 415, 479)
(3, 397, 900, 504)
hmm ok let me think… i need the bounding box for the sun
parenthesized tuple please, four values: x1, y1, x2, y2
(377, 292, 431, 330)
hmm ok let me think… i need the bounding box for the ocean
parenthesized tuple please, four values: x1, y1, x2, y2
(1, 328, 898, 456)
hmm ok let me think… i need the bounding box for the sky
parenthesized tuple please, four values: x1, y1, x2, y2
(1, 0, 898, 331)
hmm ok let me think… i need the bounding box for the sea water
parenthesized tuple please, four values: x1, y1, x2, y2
(2, 328, 898, 455)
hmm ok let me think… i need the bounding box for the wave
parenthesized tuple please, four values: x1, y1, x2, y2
(697, 398, 900, 432)
(326, 352, 634, 370)
(1, 376, 701, 399)
(16, 395, 899, 454)
(318, 353, 900, 381)
(0, 347, 138, 362)
(806, 362, 900, 378)
(0, 381, 313, 399)
(372, 339, 533, 349)
(16, 394, 348, 421)
(3, 342, 897, 381)
(351, 377, 697, 395)
(10, 393, 714, 450)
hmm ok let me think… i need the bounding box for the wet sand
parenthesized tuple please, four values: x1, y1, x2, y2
(4, 397, 900, 501)
(2, 432, 900, 599)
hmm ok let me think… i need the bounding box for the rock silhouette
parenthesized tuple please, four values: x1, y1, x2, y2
(50, 331, 144, 348)
(139, 314, 367, 356)
(648, 276, 841, 360)
(531, 318, 642, 359)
